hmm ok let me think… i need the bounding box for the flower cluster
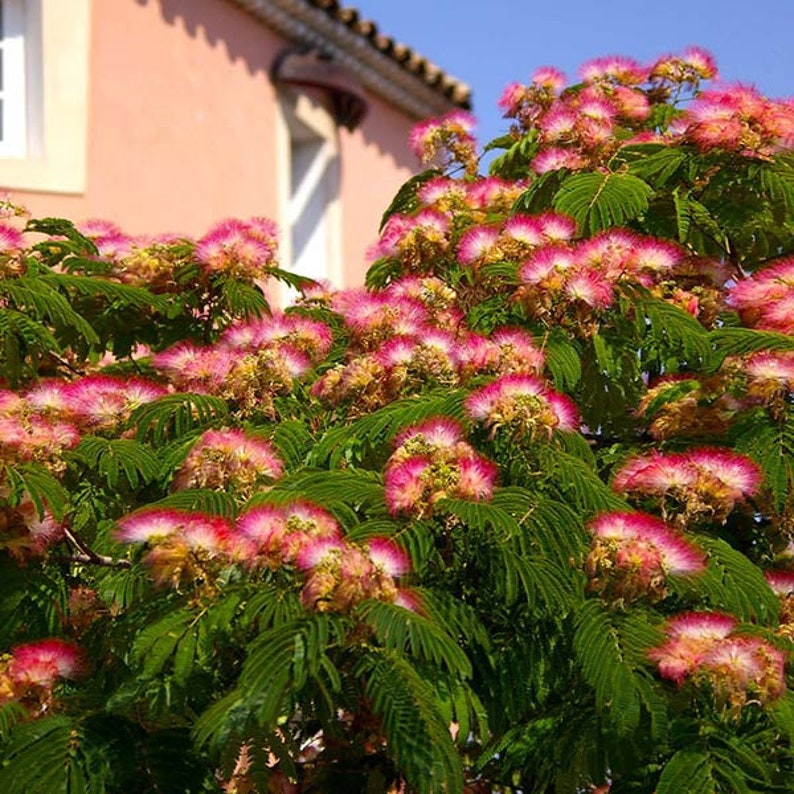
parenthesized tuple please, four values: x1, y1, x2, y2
(78, 216, 279, 288)
(613, 447, 762, 522)
(298, 535, 414, 614)
(765, 571, 794, 639)
(0, 221, 27, 278)
(585, 511, 705, 603)
(312, 282, 544, 413)
(233, 502, 415, 612)
(648, 49, 719, 85)
(499, 54, 658, 170)
(636, 374, 740, 440)
(115, 508, 232, 590)
(370, 209, 451, 270)
(116, 503, 415, 613)
(742, 350, 794, 399)
(194, 217, 279, 281)
(683, 85, 794, 157)
(24, 375, 167, 432)
(497, 47, 792, 171)
(637, 349, 794, 441)
(0, 493, 64, 559)
(0, 375, 170, 558)
(648, 612, 785, 710)
(0, 639, 85, 715)
(0, 409, 79, 472)
(729, 256, 794, 334)
(408, 109, 478, 175)
(384, 418, 497, 517)
(171, 429, 283, 497)
(152, 312, 331, 416)
(455, 212, 576, 271)
(417, 175, 524, 216)
(77, 219, 192, 291)
(367, 177, 527, 268)
(0, 375, 167, 477)
(370, 166, 723, 334)
(514, 228, 704, 329)
(465, 373, 579, 440)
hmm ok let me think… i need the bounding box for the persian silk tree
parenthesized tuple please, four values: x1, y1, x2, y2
(1, 48, 794, 793)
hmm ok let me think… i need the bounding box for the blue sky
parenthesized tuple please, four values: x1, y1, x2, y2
(352, 0, 794, 147)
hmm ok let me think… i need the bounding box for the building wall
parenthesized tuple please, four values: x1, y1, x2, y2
(340, 92, 416, 285)
(3, 0, 419, 287)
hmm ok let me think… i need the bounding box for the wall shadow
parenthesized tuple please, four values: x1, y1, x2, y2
(133, 0, 419, 170)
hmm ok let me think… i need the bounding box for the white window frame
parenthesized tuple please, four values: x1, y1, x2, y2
(0, 0, 89, 193)
(276, 90, 342, 301)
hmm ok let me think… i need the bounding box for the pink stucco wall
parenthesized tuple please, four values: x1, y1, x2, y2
(13, 0, 419, 287)
(340, 93, 416, 284)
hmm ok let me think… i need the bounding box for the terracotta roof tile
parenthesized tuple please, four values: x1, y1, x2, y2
(304, 0, 471, 108)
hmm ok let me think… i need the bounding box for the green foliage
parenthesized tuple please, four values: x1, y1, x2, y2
(360, 651, 464, 794)
(378, 169, 442, 233)
(72, 437, 159, 490)
(3, 50, 794, 794)
(551, 171, 654, 235)
(129, 393, 229, 444)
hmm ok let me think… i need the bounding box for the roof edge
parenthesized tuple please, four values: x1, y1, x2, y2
(232, 0, 471, 120)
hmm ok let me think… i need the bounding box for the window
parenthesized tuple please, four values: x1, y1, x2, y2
(0, 0, 33, 157)
(278, 91, 342, 299)
(0, 0, 89, 194)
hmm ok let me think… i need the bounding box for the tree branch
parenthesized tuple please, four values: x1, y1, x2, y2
(62, 527, 132, 569)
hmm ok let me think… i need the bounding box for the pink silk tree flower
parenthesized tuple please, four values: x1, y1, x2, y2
(465, 373, 580, 439)
(7, 639, 86, 687)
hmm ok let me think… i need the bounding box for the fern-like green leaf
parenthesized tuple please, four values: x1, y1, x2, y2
(732, 410, 794, 513)
(573, 601, 652, 735)
(622, 144, 688, 186)
(441, 496, 576, 609)
(678, 536, 780, 624)
(758, 161, 794, 218)
(357, 599, 472, 677)
(633, 292, 711, 363)
(497, 489, 591, 568)
(271, 419, 315, 469)
(43, 271, 169, 312)
(218, 277, 270, 319)
(149, 488, 238, 518)
(266, 266, 319, 294)
(710, 326, 794, 359)
(192, 688, 250, 752)
(26, 217, 98, 253)
(2, 279, 100, 345)
(511, 169, 565, 214)
(0, 715, 105, 794)
(310, 391, 465, 468)
(96, 564, 150, 611)
(543, 449, 629, 514)
(358, 650, 464, 794)
(129, 392, 229, 444)
(264, 468, 385, 514)
(543, 330, 582, 390)
(656, 749, 716, 794)
(0, 307, 60, 350)
(240, 615, 340, 726)
(378, 169, 441, 232)
(769, 690, 794, 750)
(72, 437, 159, 489)
(552, 171, 653, 235)
(1, 463, 71, 521)
(132, 607, 198, 681)
(0, 308, 61, 385)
